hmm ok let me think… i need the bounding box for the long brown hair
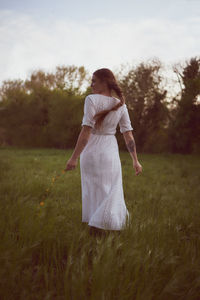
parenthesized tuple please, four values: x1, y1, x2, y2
(92, 68, 125, 129)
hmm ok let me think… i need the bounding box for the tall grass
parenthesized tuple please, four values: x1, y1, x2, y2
(0, 147, 200, 300)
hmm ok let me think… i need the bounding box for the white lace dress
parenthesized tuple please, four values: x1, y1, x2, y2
(80, 94, 133, 231)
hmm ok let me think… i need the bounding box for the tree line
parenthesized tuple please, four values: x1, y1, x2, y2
(0, 57, 199, 153)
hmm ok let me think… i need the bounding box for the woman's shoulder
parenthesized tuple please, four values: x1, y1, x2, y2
(87, 93, 123, 103)
(85, 94, 97, 102)
(84, 94, 102, 106)
(85, 94, 126, 110)
(87, 93, 119, 99)
(84, 94, 95, 104)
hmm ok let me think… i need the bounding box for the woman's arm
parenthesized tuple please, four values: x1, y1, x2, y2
(122, 130, 142, 175)
(71, 125, 92, 160)
(122, 130, 138, 162)
(65, 125, 92, 171)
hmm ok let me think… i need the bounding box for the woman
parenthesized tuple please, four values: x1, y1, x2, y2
(65, 68, 142, 233)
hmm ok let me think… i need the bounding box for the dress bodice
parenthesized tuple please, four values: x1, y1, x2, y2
(81, 94, 133, 134)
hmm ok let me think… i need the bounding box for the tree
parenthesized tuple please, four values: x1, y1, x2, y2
(118, 59, 169, 152)
(24, 65, 90, 95)
(169, 57, 200, 153)
(0, 79, 26, 104)
(54, 65, 90, 95)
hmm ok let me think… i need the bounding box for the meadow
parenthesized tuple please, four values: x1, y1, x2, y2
(0, 147, 200, 300)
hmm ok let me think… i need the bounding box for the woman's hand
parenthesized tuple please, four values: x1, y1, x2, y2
(65, 157, 78, 171)
(133, 160, 143, 176)
(64, 126, 91, 172)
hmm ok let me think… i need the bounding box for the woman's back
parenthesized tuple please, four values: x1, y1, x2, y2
(81, 93, 133, 135)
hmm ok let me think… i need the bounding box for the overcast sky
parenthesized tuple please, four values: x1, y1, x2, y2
(0, 0, 199, 87)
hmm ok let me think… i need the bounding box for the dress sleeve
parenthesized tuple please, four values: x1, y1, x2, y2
(119, 104, 133, 133)
(81, 96, 96, 128)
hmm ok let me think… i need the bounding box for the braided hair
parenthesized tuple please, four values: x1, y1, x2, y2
(92, 68, 125, 130)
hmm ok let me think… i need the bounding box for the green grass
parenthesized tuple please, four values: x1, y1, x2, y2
(0, 146, 200, 300)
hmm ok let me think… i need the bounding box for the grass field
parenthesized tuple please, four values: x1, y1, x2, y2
(0, 147, 200, 300)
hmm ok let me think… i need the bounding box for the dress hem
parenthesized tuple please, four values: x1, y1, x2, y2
(82, 221, 125, 231)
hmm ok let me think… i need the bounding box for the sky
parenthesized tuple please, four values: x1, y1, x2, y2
(0, 0, 199, 90)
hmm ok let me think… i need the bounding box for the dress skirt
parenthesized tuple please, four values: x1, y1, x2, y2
(80, 132, 130, 231)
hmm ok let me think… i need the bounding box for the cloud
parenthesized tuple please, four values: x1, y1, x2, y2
(0, 9, 199, 86)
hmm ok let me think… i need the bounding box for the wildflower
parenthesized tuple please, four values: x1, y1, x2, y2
(40, 170, 65, 206)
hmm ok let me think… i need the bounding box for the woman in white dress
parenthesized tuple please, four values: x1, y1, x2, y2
(65, 68, 142, 234)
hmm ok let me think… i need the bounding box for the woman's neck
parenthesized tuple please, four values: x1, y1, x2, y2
(99, 92, 112, 97)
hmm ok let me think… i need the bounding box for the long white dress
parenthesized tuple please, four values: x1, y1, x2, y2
(80, 93, 133, 231)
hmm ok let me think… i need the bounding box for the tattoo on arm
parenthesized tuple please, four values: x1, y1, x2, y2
(126, 139, 135, 153)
